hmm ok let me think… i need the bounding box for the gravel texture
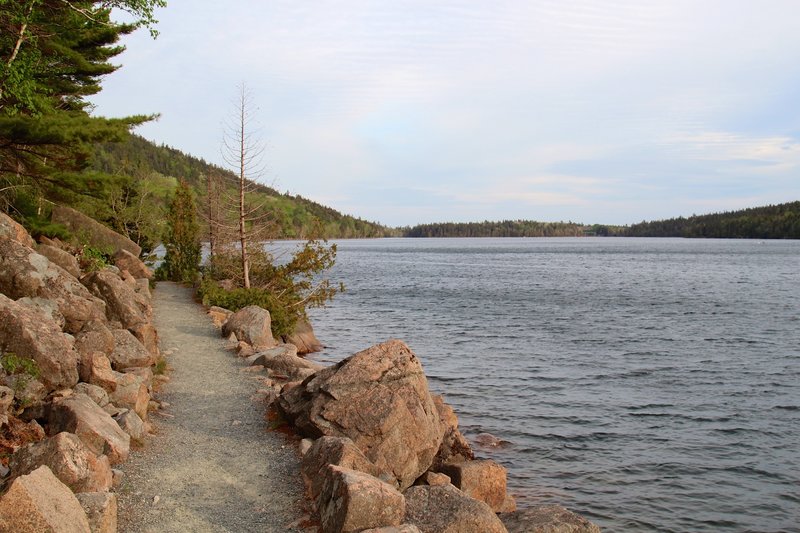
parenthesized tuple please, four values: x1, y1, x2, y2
(117, 282, 311, 532)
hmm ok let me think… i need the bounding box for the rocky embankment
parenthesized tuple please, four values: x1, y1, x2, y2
(215, 303, 603, 533)
(0, 208, 161, 532)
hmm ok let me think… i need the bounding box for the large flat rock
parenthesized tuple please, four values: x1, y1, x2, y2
(0, 238, 105, 333)
(0, 293, 79, 391)
(51, 205, 141, 257)
(0, 465, 91, 533)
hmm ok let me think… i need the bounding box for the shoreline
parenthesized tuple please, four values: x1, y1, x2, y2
(212, 297, 603, 532)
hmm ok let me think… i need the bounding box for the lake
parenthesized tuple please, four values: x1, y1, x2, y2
(305, 237, 800, 532)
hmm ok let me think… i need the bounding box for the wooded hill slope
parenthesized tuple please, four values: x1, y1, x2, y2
(91, 135, 396, 242)
(614, 201, 800, 239)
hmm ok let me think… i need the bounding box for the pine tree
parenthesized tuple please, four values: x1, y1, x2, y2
(0, 0, 164, 210)
(157, 180, 200, 282)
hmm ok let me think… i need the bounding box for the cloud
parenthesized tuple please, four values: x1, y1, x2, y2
(664, 132, 800, 169)
(453, 189, 587, 207)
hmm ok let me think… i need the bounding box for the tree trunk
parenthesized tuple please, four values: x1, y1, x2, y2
(239, 103, 250, 289)
(0, 2, 35, 104)
(6, 2, 34, 67)
(206, 172, 217, 259)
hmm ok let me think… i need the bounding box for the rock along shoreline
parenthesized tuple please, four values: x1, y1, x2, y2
(215, 300, 604, 532)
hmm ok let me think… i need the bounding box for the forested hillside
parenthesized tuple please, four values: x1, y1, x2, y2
(617, 202, 800, 239)
(90, 135, 396, 243)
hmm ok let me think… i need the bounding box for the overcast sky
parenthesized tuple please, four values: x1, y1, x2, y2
(90, 1, 800, 227)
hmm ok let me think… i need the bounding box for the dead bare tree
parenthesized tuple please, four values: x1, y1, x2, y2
(220, 84, 274, 289)
(200, 86, 343, 333)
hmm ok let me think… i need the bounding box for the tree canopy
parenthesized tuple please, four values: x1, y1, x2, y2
(404, 220, 586, 238)
(0, 0, 163, 211)
(157, 179, 200, 282)
(616, 201, 800, 239)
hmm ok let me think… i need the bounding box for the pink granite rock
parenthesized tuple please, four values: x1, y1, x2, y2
(0, 465, 91, 532)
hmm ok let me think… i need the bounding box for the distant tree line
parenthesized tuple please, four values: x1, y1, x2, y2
(403, 220, 586, 237)
(614, 201, 800, 239)
(401, 201, 800, 240)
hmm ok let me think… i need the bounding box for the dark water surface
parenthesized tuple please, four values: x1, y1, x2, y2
(304, 237, 800, 532)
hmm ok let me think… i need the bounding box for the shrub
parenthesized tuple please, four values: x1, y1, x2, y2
(23, 219, 71, 241)
(1, 352, 41, 408)
(197, 279, 295, 338)
(7, 193, 72, 241)
(0, 352, 40, 380)
(156, 180, 200, 282)
(79, 244, 113, 272)
(199, 219, 343, 339)
(153, 357, 168, 375)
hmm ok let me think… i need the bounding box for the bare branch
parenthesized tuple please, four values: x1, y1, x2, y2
(60, 1, 113, 27)
(6, 2, 35, 67)
(219, 83, 276, 288)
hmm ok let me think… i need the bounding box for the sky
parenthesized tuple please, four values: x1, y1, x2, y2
(90, 1, 800, 227)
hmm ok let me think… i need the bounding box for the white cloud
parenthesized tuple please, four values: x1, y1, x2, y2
(662, 132, 800, 174)
(455, 189, 587, 207)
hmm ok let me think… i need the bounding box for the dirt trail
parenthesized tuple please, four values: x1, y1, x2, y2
(117, 282, 308, 532)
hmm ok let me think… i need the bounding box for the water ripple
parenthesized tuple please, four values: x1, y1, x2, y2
(308, 237, 800, 532)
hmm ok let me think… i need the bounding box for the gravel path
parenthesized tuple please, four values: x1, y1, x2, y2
(117, 282, 309, 532)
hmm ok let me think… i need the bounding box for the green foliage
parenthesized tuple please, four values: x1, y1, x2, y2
(153, 357, 168, 376)
(23, 218, 71, 241)
(404, 220, 586, 238)
(0, 352, 40, 380)
(0, 351, 40, 409)
(156, 180, 200, 282)
(0, 0, 161, 219)
(74, 173, 167, 254)
(91, 135, 397, 239)
(79, 245, 112, 272)
(200, 228, 343, 339)
(197, 279, 295, 339)
(274, 236, 343, 310)
(8, 191, 71, 240)
(101, 0, 166, 37)
(618, 201, 800, 239)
